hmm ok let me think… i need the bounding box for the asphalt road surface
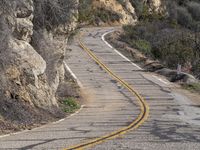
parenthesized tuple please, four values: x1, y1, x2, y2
(0, 27, 200, 150)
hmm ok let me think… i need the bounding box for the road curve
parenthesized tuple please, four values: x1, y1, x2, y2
(0, 27, 200, 150)
(64, 33, 149, 149)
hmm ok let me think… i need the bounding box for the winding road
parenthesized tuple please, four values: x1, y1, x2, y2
(0, 27, 200, 150)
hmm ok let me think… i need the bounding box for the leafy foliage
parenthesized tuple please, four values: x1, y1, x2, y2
(78, 0, 122, 25)
(121, 0, 200, 78)
(33, 0, 77, 30)
(129, 0, 144, 18)
(187, 1, 200, 21)
(182, 82, 200, 93)
(176, 6, 193, 28)
(62, 97, 80, 113)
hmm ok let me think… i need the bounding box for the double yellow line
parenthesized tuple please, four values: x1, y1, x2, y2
(64, 38, 149, 150)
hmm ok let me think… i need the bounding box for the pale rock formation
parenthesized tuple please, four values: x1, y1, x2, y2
(92, 0, 137, 24)
(145, 0, 164, 13)
(0, 0, 79, 131)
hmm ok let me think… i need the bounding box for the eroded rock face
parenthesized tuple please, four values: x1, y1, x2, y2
(90, 0, 165, 25)
(151, 0, 162, 10)
(92, 0, 137, 24)
(145, 0, 164, 13)
(0, 0, 78, 131)
(15, 0, 34, 41)
(31, 0, 79, 109)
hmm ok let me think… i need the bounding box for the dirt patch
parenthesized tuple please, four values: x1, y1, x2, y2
(80, 88, 96, 105)
(173, 87, 200, 105)
(0, 99, 63, 135)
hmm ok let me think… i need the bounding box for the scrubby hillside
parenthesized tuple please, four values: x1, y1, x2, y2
(78, 0, 166, 26)
(0, 0, 79, 134)
(79, 0, 137, 25)
(120, 0, 200, 79)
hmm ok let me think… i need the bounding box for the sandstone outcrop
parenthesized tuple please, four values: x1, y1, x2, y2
(92, 0, 137, 24)
(145, 0, 163, 13)
(89, 0, 165, 25)
(0, 0, 78, 134)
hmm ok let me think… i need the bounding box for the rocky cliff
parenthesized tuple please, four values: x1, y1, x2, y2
(92, 0, 137, 24)
(0, 0, 78, 133)
(79, 0, 164, 25)
(145, 0, 163, 12)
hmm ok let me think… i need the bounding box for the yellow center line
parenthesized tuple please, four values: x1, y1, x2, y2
(63, 36, 150, 150)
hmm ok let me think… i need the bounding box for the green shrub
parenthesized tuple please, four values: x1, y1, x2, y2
(132, 39, 152, 56)
(94, 8, 121, 23)
(176, 6, 193, 28)
(79, 0, 122, 25)
(62, 97, 80, 113)
(129, 0, 144, 17)
(121, 0, 200, 78)
(187, 1, 200, 21)
(192, 60, 200, 78)
(182, 82, 200, 93)
(162, 40, 193, 68)
(122, 22, 196, 69)
(122, 25, 136, 39)
(33, 0, 77, 30)
(78, 0, 93, 23)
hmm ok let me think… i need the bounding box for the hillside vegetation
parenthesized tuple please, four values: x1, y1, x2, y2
(79, 0, 136, 25)
(121, 0, 200, 79)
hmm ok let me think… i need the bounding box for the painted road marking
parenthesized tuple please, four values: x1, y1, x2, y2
(64, 62, 83, 88)
(102, 31, 142, 70)
(152, 75, 170, 85)
(102, 30, 170, 86)
(64, 36, 149, 150)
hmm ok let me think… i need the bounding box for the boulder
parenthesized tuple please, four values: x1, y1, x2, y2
(156, 68, 198, 84)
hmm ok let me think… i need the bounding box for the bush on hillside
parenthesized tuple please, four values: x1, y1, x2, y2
(119, 0, 200, 78)
(33, 0, 77, 30)
(94, 8, 121, 23)
(129, 0, 144, 17)
(78, 0, 93, 24)
(122, 20, 197, 70)
(79, 0, 122, 25)
(187, 1, 200, 21)
(176, 6, 193, 28)
(133, 39, 152, 56)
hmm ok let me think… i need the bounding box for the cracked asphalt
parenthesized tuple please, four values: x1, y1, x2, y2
(0, 27, 200, 150)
